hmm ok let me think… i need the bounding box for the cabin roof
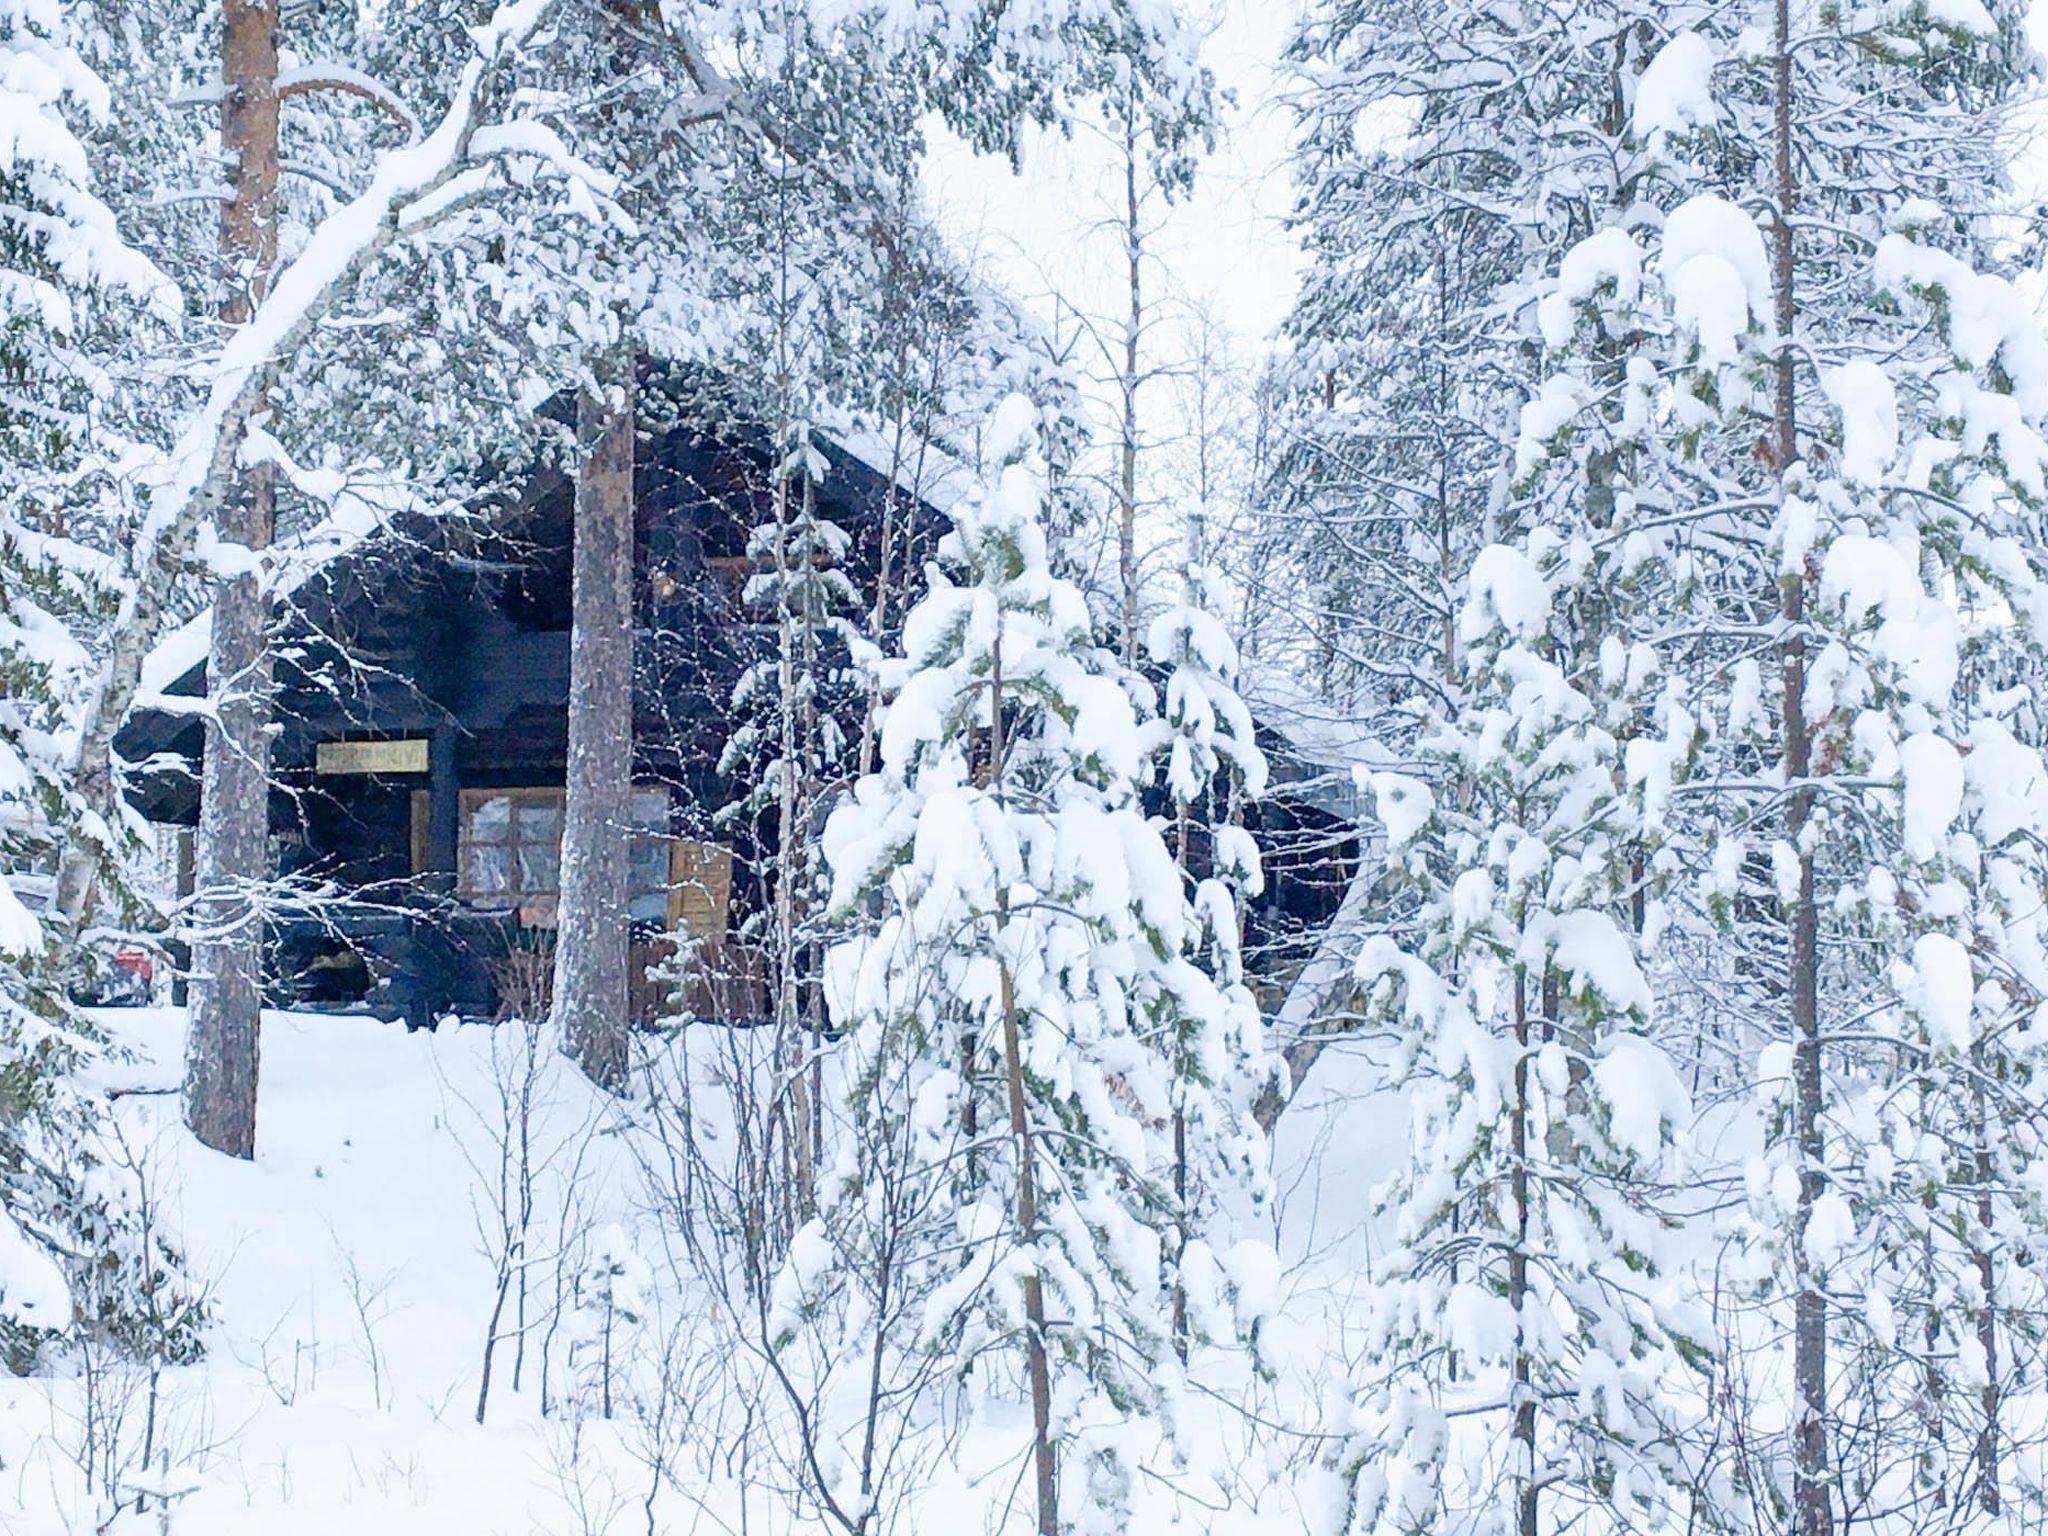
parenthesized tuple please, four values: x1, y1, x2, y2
(139, 502, 402, 709)
(130, 417, 962, 716)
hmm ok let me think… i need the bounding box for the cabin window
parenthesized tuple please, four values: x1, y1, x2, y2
(627, 787, 672, 923)
(459, 788, 563, 917)
(457, 785, 694, 929)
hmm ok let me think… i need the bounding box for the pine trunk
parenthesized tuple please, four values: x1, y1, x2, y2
(555, 355, 635, 1093)
(990, 638, 1056, 1536)
(1509, 973, 1537, 1536)
(1771, 4, 1830, 1531)
(1118, 115, 1141, 670)
(1973, 1071, 2001, 1514)
(184, 0, 280, 1160)
(1171, 803, 1192, 1363)
(773, 472, 815, 1217)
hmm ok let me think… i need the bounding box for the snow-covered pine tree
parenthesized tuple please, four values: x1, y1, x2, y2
(710, 26, 894, 1213)
(0, 0, 122, 1345)
(1315, 463, 1705, 1534)
(1735, 63, 2048, 1534)
(787, 396, 1274, 1535)
(1512, 5, 2048, 1525)
(1310, 53, 1754, 1514)
(0, 0, 175, 953)
(1268, 0, 1690, 1121)
(1276, 0, 1672, 751)
(1143, 518, 1274, 1361)
(0, 0, 200, 1364)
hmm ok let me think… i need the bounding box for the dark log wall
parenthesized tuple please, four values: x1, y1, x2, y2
(295, 777, 413, 888)
(124, 426, 852, 832)
(116, 414, 1365, 1022)
(122, 421, 1362, 950)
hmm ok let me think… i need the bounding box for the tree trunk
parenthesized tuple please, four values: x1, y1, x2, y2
(989, 636, 1056, 1536)
(1118, 108, 1141, 670)
(555, 354, 636, 1093)
(1510, 973, 1537, 1536)
(1001, 951, 1057, 1536)
(1170, 803, 1191, 1364)
(1973, 1071, 2001, 1514)
(772, 471, 815, 1218)
(1770, 4, 1830, 1531)
(184, 0, 280, 1160)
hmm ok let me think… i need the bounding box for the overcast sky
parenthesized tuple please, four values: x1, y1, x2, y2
(921, 0, 1306, 372)
(926, 0, 2048, 373)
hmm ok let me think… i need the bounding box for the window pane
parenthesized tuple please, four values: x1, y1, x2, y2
(630, 788, 669, 831)
(468, 845, 513, 894)
(516, 797, 562, 844)
(629, 839, 667, 892)
(628, 889, 666, 923)
(468, 794, 512, 840)
(519, 845, 560, 894)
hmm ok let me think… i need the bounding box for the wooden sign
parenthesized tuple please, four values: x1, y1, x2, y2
(316, 737, 430, 776)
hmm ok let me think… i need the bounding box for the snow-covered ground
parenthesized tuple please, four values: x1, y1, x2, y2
(7, 1011, 636, 1533)
(2, 1010, 1388, 1534)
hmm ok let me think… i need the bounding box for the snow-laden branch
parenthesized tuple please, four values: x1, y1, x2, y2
(54, 0, 560, 923)
(275, 62, 421, 136)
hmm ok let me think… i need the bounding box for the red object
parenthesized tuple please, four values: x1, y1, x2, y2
(113, 948, 154, 984)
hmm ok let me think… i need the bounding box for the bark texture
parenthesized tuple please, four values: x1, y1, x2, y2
(1117, 112, 1141, 670)
(1770, 4, 1830, 1531)
(554, 356, 636, 1093)
(184, 0, 280, 1160)
(1509, 974, 1537, 1536)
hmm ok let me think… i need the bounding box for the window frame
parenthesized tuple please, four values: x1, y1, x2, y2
(457, 785, 682, 921)
(457, 786, 566, 905)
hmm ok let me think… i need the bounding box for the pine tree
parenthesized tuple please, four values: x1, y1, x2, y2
(1144, 520, 1274, 1361)
(1317, 501, 1706, 1535)
(0, 0, 195, 1363)
(792, 397, 1274, 1535)
(555, 350, 636, 1093)
(1500, 5, 2048, 1524)
(1275, 0, 1661, 744)
(183, 0, 283, 1160)
(1268, 0, 1690, 1127)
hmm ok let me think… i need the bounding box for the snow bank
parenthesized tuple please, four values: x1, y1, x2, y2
(12, 1008, 1316, 1533)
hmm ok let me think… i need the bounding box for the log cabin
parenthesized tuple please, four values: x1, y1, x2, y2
(116, 401, 1356, 1026)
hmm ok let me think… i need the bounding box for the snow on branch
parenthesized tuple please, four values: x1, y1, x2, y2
(53, 0, 567, 923)
(276, 63, 421, 137)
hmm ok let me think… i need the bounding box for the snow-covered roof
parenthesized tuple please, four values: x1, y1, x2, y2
(134, 423, 961, 704)
(818, 418, 974, 515)
(1237, 664, 1395, 825)
(137, 501, 398, 708)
